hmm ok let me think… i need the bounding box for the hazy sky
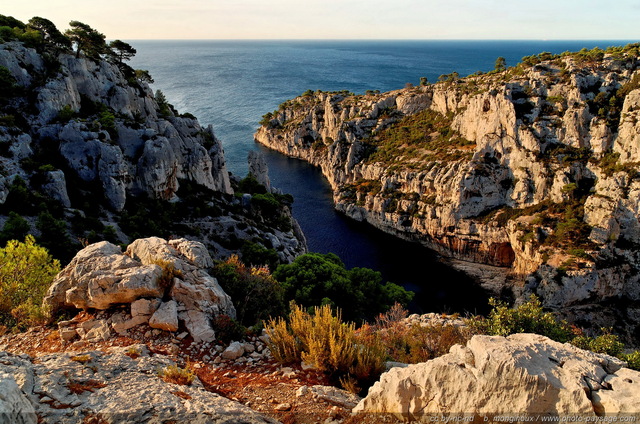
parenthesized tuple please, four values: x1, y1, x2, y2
(4, 0, 639, 40)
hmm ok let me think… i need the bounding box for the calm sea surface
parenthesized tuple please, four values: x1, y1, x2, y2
(129, 40, 632, 314)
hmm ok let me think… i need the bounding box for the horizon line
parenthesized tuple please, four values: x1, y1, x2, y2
(123, 38, 639, 42)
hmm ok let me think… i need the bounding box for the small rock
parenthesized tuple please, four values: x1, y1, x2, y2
(221, 342, 245, 360)
(274, 403, 291, 411)
(296, 386, 309, 397)
(177, 332, 189, 340)
(149, 300, 179, 332)
(59, 328, 77, 343)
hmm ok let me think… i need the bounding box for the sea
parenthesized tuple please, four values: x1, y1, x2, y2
(129, 40, 634, 315)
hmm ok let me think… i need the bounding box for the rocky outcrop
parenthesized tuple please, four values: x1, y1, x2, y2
(0, 348, 276, 424)
(255, 50, 640, 339)
(43, 237, 235, 343)
(354, 333, 640, 420)
(0, 40, 306, 263)
(0, 41, 232, 210)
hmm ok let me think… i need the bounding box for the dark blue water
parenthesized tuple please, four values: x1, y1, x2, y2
(129, 40, 634, 314)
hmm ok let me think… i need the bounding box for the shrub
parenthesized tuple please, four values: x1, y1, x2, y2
(264, 303, 386, 393)
(0, 66, 18, 102)
(57, 105, 76, 122)
(571, 331, 625, 357)
(0, 235, 60, 328)
(620, 351, 640, 371)
(237, 173, 267, 195)
(467, 295, 574, 343)
(239, 241, 279, 271)
(364, 303, 471, 364)
(212, 255, 285, 326)
(158, 365, 195, 386)
(124, 346, 142, 359)
(273, 252, 413, 322)
(211, 314, 247, 344)
(98, 110, 116, 138)
(150, 259, 183, 294)
(0, 212, 30, 245)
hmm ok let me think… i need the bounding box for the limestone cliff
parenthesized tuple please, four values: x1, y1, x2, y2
(255, 46, 640, 340)
(0, 39, 305, 263)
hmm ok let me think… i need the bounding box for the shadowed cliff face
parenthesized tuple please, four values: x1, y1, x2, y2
(0, 41, 306, 263)
(255, 47, 640, 341)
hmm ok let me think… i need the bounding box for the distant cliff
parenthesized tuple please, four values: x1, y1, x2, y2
(256, 45, 640, 340)
(0, 34, 305, 263)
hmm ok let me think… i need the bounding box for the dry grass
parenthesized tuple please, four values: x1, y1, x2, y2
(171, 390, 192, 400)
(360, 303, 471, 364)
(124, 346, 141, 359)
(67, 379, 107, 394)
(159, 365, 195, 386)
(70, 354, 92, 364)
(265, 303, 386, 393)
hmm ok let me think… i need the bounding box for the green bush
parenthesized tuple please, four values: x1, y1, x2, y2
(0, 66, 18, 102)
(237, 173, 267, 195)
(212, 255, 285, 326)
(0, 235, 60, 329)
(239, 240, 279, 271)
(211, 314, 247, 344)
(0, 212, 30, 245)
(273, 252, 413, 322)
(98, 110, 116, 138)
(620, 351, 640, 371)
(467, 295, 574, 342)
(57, 105, 76, 122)
(571, 332, 624, 357)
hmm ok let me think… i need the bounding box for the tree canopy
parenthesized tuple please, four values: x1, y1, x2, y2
(273, 252, 413, 322)
(108, 39, 136, 64)
(27, 17, 71, 50)
(65, 20, 106, 59)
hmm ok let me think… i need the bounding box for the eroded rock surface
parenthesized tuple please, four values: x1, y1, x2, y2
(43, 237, 235, 343)
(0, 348, 277, 424)
(354, 334, 640, 420)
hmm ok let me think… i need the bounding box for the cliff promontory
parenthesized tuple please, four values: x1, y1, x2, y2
(256, 45, 640, 340)
(0, 19, 305, 263)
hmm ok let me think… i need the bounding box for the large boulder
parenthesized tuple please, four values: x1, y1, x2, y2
(42, 242, 163, 312)
(354, 333, 640, 420)
(44, 237, 235, 343)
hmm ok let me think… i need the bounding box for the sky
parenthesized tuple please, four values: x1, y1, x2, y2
(3, 0, 639, 40)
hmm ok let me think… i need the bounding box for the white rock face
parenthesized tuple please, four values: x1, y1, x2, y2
(42, 242, 164, 312)
(148, 300, 179, 332)
(354, 334, 640, 419)
(248, 150, 271, 192)
(44, 237, 235, 343)
(0, 372, 36, 424)
(40, 170, 71, 208)
(0, 43, 233, 212)
(0, 350, 276, 424)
